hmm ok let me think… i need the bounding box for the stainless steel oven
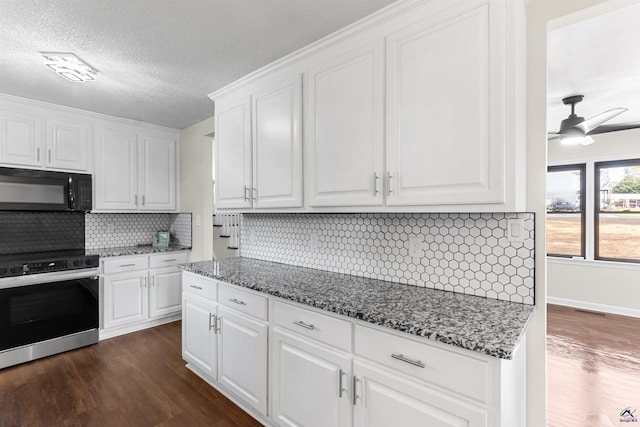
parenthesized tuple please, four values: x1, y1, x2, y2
(0, 260, 99, 369)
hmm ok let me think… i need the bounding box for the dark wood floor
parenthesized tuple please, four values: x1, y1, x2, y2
(0, 321, 263, 427)
(547, 304, 640, 427)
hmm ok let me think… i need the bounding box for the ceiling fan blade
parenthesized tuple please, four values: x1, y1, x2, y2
(576, 107, 627, 134)
(580, 136, 595, 146)
(587, 122, 640, 135)
(547, 133, 563, 140)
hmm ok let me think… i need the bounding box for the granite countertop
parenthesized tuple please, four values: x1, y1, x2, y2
(182, 257, 535, 360)
(91, 245, 191, 258)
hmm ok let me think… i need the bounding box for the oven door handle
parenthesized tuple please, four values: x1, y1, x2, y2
(0, 269, 100, 290)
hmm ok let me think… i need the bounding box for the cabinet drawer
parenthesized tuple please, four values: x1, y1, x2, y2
(219, 283, 268, 320)
(354, 325, 489, 403)
(103, 256, 148, 274)
(149, 251, 188, 268)
(273, 301, 351, 351)
(182, 272, 217, 302)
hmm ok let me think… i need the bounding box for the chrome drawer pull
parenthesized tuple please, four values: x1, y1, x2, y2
(190, 285, 203, 290)
(120, 263, 136, 267)
(391, 353, 425, 368)
(229, 298, 246, 305)
(163, 259, 177, 262)
(293, 320, 315, 330)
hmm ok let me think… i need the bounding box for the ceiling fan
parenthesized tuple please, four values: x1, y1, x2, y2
(548, 95, 640, 146)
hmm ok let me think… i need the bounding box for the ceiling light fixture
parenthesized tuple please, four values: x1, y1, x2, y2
(41, 53, 97, 82)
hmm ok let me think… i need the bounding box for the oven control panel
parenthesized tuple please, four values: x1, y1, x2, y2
(0, 255, 99, 278)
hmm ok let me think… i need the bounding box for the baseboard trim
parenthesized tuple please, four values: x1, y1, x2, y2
(547, 296, 640, 319)
(99, 314, 181, 341)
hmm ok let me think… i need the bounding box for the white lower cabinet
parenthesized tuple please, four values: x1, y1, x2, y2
(101, 251, 188, 338)
(271, 328, 351, 427)
(353, 360, 487, 427)
(218, 306, 268, 415)
(181, 272, 526, 427)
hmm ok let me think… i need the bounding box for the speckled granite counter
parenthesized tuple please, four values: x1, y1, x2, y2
(182, 257, 535, 359)
(91, 245, 191, 258)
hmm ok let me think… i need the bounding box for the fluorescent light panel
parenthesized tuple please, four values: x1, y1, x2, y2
(42, 53, 97, 82)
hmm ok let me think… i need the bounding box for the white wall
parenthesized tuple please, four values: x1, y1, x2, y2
(548, 128, 640, 316)
(179, 117, 214, 262)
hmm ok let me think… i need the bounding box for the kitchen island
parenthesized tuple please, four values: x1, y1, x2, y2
(181, 257, 533, 427)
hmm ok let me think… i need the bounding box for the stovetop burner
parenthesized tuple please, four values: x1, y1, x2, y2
(0, 249, 99, 278)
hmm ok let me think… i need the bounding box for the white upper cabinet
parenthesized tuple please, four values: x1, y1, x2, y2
(46, 119, 89, 171)
(94, 127, 177, 212)
(95, 128, 139, 211)
(214, 74, 303, 210)
(305, 40, 384, 207)
(139, 134, 177, 211)
(385, 0, 508, 207)
(209, 0, 525, 212)
(252, 74, 303, 209)
(215, 95, 253, 209)
(0, 110, 44, 168)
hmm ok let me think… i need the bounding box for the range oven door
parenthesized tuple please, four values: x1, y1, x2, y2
(0, 271, 98, 352)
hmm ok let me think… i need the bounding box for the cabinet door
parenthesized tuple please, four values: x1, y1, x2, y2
(353, 360, 487, 427)
(271, 328, 351, 427)
(46, 119, 88, 171)
(252, 74, 303, 209)
(305, 40, 384, 207)
(139, 134, 176, 211)
(385, 0, 505, 206)
(94, 128, 138, 210)
(103, 273, 148, 329)
(149, 267, 182, 318)
(218, 306, 268, 415)
(0, 111, 43, 167)
(215, 95, 252, 209)
(182, 295, 218, 379)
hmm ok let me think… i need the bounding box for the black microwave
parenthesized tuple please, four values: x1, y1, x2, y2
(0, 167, 92, 211)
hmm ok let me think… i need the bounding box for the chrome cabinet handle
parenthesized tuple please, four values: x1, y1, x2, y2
(142, 195, 145, 206)
(215, 315, 221, 334)
(229, 298, 246, 305)
(36, 147, 40, 162)
(134, 194, 138, 206)
(150, 276, 155, 287)
(143, 276, 147, 288)
(190, 285, 203, 290)
(251, 187, 257, 201)
(209, 313, 215, 331)
(244, 186, 250, 201)
(352, 376, 359, 406)
(373, 172, 380, 195)
(339, 369, 347, 398)
(48, 149, 51, 164)
(293, 320, 315, 330)
(391, 353, 425, 368)
(387, 172, 393, 195)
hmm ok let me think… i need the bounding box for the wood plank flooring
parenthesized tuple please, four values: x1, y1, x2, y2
(0, 321, 263, 427)
(547, 304, 640, 427)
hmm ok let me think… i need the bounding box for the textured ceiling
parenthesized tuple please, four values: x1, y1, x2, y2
(547, 2, 640, 133)
(0, 0, 396, 129)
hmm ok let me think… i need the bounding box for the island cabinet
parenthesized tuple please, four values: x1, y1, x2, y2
(210, 0, 525, 212)
(100, 251, 188, 339)
(181, 271, 527, 427)
(214, 73, 303, 210)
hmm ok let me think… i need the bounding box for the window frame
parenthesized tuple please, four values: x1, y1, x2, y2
(594, 158, 640, 263)
(546, 163, 586, 258)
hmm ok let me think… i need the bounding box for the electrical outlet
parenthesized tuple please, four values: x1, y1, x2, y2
(507, 219, 525, 242)
(309, 233, 319, 251)
(408, 237, 424, 258)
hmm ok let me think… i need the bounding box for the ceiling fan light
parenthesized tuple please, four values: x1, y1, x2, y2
(559, 127, 585, 145)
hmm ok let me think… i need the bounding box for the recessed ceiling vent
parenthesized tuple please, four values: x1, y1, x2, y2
(41, 53, 97, 82)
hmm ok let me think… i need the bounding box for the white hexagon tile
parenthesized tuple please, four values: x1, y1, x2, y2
(240, 213, 535, 305)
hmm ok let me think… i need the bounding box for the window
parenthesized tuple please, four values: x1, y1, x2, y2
(547, 164, 585, 257)
(595, 159, 640, 262)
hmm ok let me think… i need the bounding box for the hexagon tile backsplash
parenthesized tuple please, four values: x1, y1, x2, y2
(240, 213, 535, 305)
